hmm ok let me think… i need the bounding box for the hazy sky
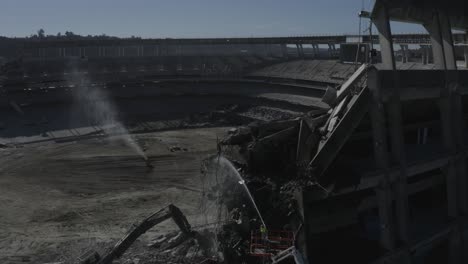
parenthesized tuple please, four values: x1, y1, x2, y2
(0, 0, 425, 38)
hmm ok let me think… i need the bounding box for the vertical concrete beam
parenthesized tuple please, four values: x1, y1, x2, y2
(372, 3, 410, 253)
(328, 43, 336, 57)
(368, 69, 395, 251)
(373, 5, 396, 69)
(426, 11, 464, 264)
(424, 13, 446, 69)
(464, 46, 468, 68)
(438, 12, 457, 69)
(427, 46, 432, 64)
(387, 72, 410, 245)
(400, 44, 408, 63)
(420, 45, 427, 64)
(281, 44, 288, 58)
(296, 44, 301, 57)
(312, 44, 319, 58)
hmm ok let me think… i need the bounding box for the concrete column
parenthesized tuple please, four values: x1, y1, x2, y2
(368, 69, 395, 251)
(426, 11, 464, 264)
(400, 44, 408, 63)
(373, 3, 410, 253)
(439, 12, 457, 69)
(424, 14, 446, 69)
(312, 44, 319, 58)
(372, 4, 396, 251)
(328, 43, 336, 57)
(373, 5, 396, 69)
(281, 44, 288, 58)
(464, 46, 468, 68)
(420, 45, 428, 64)
(296, 44, 301, 57)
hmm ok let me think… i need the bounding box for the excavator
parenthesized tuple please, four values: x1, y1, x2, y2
(77, 204, 192, 264)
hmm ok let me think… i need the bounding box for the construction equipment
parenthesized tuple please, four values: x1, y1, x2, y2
(79, 204, 192, 264)
(249, 229, 295, 257)
(271, 246, 307, 264)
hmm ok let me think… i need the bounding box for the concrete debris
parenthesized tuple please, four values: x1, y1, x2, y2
(321, 85, 338, 106)
(169, 146, 188, 152)
(147, 234, 168, 248)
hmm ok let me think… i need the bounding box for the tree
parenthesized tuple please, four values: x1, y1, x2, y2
(37, 29, 45, 38)
(65, 31, 75, 38)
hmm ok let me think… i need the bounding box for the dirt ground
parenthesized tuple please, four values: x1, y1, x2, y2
(0, 127, 230, 264)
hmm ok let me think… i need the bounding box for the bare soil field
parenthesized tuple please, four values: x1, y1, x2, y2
(0, 127, 229, 264)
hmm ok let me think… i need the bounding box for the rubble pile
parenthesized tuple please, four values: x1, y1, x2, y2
(72, 66, 368, 264)
(197, 65, 369, 263)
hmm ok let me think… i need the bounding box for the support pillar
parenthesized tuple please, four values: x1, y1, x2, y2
(464, 46, 468, 68)
(368, 69, 395, 251)
(420, 45, 426, 64)
(296, 44, 302, 58)
(424, 16, 445, 68)
(439, 12, 457, 69)
(400, 44, 409, 63)
(281, 44, 288, 58)
(425, 10, 464, 264)
(372, 3, 410, 256)
(328, 43, 336, 57)
(312, 44, 319, 58)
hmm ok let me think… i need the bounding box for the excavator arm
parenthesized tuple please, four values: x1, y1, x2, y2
(79, 204, 192, 264)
